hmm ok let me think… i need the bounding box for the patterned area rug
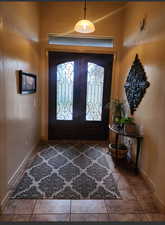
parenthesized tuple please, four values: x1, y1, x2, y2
(11, 144, 120, 199)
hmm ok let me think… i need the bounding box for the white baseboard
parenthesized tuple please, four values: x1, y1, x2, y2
(0, 142, 39, 210)
(0, 191, 10, 212)
(7, 143, 35, 187)
(140, 168, 155, 192)
(140, 168, 165, 213)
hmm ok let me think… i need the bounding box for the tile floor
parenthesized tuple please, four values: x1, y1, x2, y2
(1, 144, 165, 222)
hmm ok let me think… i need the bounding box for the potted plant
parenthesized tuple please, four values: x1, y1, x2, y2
(108, 99, 126, 124)
(109, 143, 128, 159)
(116, 116, 137, 134)
(116, 116, 134, 126)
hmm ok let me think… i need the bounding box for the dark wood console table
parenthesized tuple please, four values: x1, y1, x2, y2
(109, 124, 143, 173)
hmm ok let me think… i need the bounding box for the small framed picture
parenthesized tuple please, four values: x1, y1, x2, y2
(19, 70, 37, 94)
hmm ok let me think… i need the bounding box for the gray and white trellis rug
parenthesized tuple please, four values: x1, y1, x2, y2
(11, 144, 121, 199)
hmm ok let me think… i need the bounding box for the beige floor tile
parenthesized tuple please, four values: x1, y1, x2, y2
(132, 188, 154, 200)
(3, 200, 36, 214)
(71, 213, 110, 221)
(11, 214, 31, 221)
(147, 213, 165, 221)
(130, 181, 152, 199)
(31, 214, 70, 221)
(0, 215, 13, 221)
(132, 189, 154, 201)
(109, 213, 149, 221)
(119, 189, 137, 200)
(126, 174, 146, 185)
(71, 200, 107, 213)
(105, 200, 143, 213)
(34, 200, 71, 214)
(138, 199, 159, 213)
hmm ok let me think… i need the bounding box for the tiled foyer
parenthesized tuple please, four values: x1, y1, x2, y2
(1, 144, 165, 222)
(1, 1, 165, 222)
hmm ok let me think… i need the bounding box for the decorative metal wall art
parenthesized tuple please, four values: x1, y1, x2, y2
(124, 54, 150, 115)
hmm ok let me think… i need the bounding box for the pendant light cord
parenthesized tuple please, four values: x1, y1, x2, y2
(84, 0, 87, 19)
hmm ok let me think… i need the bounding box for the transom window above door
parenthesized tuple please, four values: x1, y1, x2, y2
(48, 35, 114, 48)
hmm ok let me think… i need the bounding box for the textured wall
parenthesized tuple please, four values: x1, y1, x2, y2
(0, 2, 40, 204)
(119, 2, 165, 207)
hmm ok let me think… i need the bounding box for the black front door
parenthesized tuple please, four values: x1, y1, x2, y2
(48, 52, 113, 140)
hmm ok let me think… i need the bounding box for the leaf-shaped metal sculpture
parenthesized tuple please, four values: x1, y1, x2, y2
(124, 54, 150, 115)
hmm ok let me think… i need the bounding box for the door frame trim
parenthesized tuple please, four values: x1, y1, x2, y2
(40, 46, 118, 140)
(48, 52, 113, 140)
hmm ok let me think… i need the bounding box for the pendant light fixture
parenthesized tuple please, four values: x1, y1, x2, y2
(74, 0, 95, 33)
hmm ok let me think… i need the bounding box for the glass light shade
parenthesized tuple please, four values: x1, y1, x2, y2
(74, 19, 95, 33)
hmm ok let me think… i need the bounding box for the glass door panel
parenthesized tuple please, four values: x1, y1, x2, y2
(86, 62, 104, 121)
(56, 61, 74, 120)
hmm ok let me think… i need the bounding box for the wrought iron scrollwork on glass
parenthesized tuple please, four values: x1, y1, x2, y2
(56, 61, 74, 120)
(86, 62, 104, 121)
(124, 54, 150, 115)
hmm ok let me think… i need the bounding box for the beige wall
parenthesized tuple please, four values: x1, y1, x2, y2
(119, 2, 165, 207)
(0, 2, 40, 205)
(39, 1, 126, 139)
